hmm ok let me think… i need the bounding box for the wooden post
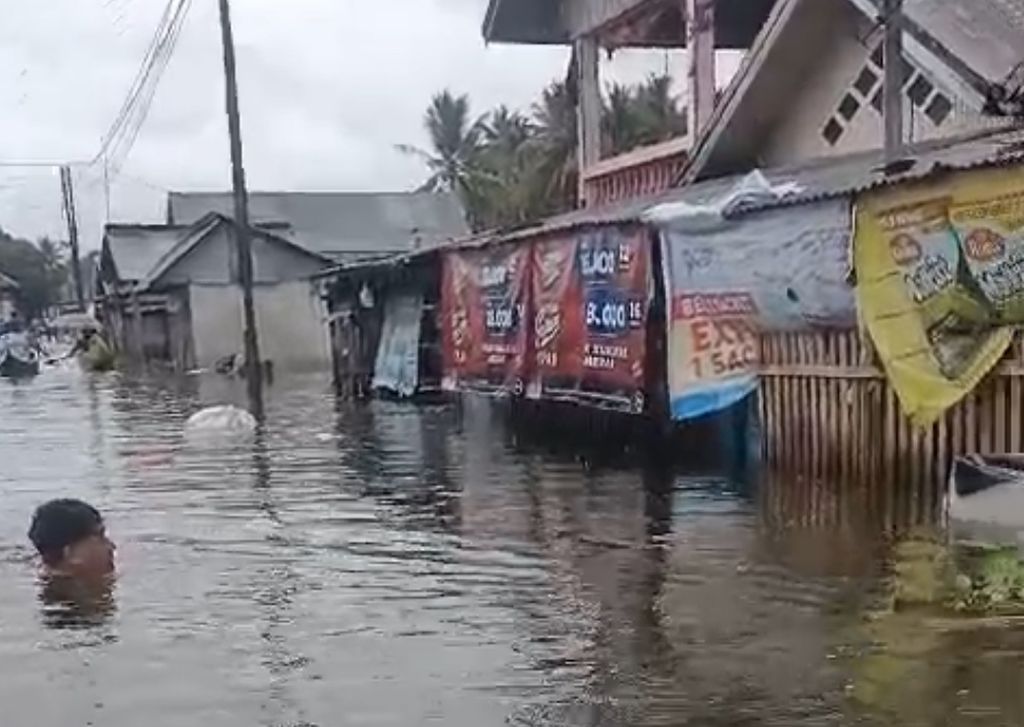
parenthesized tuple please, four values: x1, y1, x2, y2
(575, 35, 601, 205)
(882, 0, 904, 163)
(59, 165, 85, 310)
(217, 0, 264, 420)
(686, 0, 717, 139)
(130, 291, 144, 364)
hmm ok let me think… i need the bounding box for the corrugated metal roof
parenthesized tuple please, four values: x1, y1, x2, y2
(167, 191, 470, 261)
(318, 127, 1024, 284)
(483, 126, 1024, 242)
(902, 0, 1024, 85)
(104, 225, 186, 282)
(0, 270, 19, 290)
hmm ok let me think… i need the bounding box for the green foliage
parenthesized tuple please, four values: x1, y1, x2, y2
(406, 74, 686, 232)
(0, 227, 69, 318)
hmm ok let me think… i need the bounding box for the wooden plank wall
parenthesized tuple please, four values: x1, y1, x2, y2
(759, 329, 1024, 531)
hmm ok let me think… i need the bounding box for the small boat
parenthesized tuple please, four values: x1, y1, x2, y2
(0, 348, 39, 378)
(949, 455, 1024, 547)
(0, 333, 40, 379)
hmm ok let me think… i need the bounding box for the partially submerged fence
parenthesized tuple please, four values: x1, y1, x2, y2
(758, 329, 1024, 530)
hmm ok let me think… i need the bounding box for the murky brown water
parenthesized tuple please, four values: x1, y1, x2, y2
(1, 364, 1023, 726)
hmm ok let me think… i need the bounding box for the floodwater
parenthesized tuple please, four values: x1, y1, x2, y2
(2, 365, 1024, 726)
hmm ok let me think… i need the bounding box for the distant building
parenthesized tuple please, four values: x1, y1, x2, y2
(0, 271, 18, 321)
(165, 191, 470, 263)
(98, 212, 332, 371)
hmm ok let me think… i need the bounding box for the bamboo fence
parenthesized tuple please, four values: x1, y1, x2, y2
(758, 329, 1024, 530)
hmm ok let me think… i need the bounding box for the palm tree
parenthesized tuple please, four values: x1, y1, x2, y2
(476, 107, 537, 228)
(632, 74, 687, 144)
(399, 90, 489, 228)
(604, 74, 687, 156)
(529, 81, 579, 215)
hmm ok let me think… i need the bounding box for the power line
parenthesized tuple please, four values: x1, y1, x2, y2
(0, 0, 189, 170)
(106, 0, 193, 178)
(95, 0, 181, 164)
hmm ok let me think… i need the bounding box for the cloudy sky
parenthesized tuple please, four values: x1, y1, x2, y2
(0, 0, 733, 250)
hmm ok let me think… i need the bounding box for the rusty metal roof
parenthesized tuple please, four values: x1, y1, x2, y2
(488, 125, 1024, 241)
(318, 126, 1024, 280)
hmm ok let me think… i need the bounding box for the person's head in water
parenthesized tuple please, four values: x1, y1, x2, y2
(28, 499, 115, 577)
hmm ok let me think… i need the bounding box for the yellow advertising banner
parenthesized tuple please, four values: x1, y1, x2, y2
(855, 166, 1024, 427)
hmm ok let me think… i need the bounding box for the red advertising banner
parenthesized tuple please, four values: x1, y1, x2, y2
(530, 227, 651, 412)
(440, 245, 530, 395)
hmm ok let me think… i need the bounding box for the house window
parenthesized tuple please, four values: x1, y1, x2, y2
(854, 67, 878, 97)
(838, 93, 861, 121)
(822, 118, 844, 145)
(907, 75, 934, 107)
(870, 89, 884, 113)
(925, 93, 953, 125)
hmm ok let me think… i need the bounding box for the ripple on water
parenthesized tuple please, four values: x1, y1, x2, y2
(4, 366, 1021, 725)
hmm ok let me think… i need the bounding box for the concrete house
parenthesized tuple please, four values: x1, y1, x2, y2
(0, 271, 18, 321)
(166, 191, 470, 263)
(99, 213, 332, 371)
(683, 0, 1024, 181)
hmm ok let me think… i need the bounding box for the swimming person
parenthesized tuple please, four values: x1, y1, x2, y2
(28, 499, 116, 578)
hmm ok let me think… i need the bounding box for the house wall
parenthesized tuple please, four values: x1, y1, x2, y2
(189, 284, 243, 368)
(0, 294, 15, 321)
(252, 281, 331, 370)
(188, 282, 330, 371)
(159, 226, 326, 286)
(760, 12, 994, 167)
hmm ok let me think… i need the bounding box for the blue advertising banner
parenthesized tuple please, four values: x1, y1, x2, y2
(655, 199, 854, 421)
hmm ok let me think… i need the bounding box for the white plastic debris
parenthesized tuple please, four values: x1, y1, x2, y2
(643, 170, 804, 232)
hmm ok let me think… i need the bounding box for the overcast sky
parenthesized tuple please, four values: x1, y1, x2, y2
(0, 0, 737, 250)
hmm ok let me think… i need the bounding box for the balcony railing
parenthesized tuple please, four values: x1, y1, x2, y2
(581, 136, 690, 209)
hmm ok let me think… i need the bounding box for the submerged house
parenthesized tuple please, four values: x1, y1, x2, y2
(473, 0, 1024, 513)
(321, 0, 1024, 519)
(98, 213, 332, 371)
(0, 271, 18, 321)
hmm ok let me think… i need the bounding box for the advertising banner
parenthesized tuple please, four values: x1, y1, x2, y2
(440, 245, 530, 395)
(530, 227, 651, 412)
(855, 166, 1024, 426)
(373, 293, 423, 398)
(658, 199, 854, 421)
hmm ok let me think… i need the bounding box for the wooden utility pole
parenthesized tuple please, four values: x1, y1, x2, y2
(59, 165, 85, 310)
(686, 0, 717, 139)
(883, 0, 904, 163)
(217, 0, 264, 419)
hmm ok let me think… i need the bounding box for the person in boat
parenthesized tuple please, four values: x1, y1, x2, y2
(28, 499, 116, 578)
(66, 328, 115, 370)
(66, 328, 97, 358)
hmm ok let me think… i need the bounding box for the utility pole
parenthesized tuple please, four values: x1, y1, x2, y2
(686, 0, 717, 140)
(59, 165, 85, 310)
(217, 0, 264, 419)
(882, 0, 904, 164)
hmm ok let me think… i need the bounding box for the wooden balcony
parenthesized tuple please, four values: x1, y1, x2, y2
(581, 136, 690, 208)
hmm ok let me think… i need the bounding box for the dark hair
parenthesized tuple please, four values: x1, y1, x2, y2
(28, 499, 104, 566)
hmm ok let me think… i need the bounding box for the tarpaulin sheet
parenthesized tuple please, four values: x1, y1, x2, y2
(440, 245, 530, 395)
(373, 293, 423, 398)
(855, 166, 1021, 427)
(658, 199, 854, 421)
(529, 227, 651, 413)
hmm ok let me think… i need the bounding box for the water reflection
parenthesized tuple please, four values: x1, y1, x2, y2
(4, 365, 1024, 725)
(37, 573, 117, 630)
